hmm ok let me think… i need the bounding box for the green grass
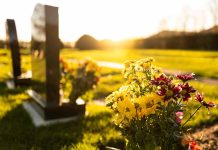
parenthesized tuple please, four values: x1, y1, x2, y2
(3, 48, 218, 79)
(0, 85, 124, 150)
(93, 72, 124, 99)
(94, 71, 218, 127)
(0, 48, 218, 149)
(185, 81, 218, 127)
(61, 48, 218, 79)
(0, 49, 124, 149)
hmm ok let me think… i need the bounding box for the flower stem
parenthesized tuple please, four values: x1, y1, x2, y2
(182, 105, 202, 127)
(178, 99, 183, 105)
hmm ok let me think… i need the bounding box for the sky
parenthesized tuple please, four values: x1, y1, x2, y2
(0, 0, 215, 42)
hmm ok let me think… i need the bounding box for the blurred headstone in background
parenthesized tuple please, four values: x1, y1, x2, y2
(5, 19, 31, 89)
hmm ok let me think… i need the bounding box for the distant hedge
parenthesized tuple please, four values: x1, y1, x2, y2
(136, 33, 218, 50)
(0, 40, 6, 48)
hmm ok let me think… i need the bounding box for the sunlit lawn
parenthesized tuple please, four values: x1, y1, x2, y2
(0, 49, 124, 149)
(61, 48, 218, 79)
(61, 48, 218, 126)
(0, 48, 218, 149)
(94, 71, 218, 127)
(0, 92, 124, 149)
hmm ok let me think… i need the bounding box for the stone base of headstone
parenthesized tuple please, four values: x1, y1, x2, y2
(6, 78, 31, 89)
(6, 71, 31, 89)
(5, 79, 15, 89)
(23, 102, 86, 127)
(25, 89, 86, 126)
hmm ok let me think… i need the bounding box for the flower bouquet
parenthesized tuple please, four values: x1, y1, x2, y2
(106, 58, 216, 150)
(60, 58, 100, 103)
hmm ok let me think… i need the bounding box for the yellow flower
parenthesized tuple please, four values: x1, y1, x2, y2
(114, 114, 124, 125)
(136, 58, 154, 69)
(106, 58, 166, 127)
(134, 63, 144, 72)
(85, 61, 98, 72)
(113, 91, 125, 102)
(135, 93, 163, 118)
(136, 72, 144, 79)
(124, 60, 135, 68)
(117, 96, 136, 120)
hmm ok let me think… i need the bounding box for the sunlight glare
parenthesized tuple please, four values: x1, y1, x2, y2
(0, 0, 214, 42)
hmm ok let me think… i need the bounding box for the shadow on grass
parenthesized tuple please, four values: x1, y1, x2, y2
(101, 72, 121, 77)
(187, 115, 218, 132)
(0, 103, 84, 149)
(0, 78, 124, 149)
(0, 81, 29, 96)
(93, 91, 111, 100)
(0, 103, 124, 150)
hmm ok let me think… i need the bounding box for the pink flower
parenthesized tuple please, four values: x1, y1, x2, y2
(202, 101, 216, 109)
(180, 83, 196, 101)
(151, 74, 172, 86)
(157, 85, 182, 102)
(175, 73, 195, 82)
(175, 111, 184, 124)
(195, 92, 217, 109)
(195, 92, 204, 103)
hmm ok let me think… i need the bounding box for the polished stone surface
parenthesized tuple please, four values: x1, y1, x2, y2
(5, 19, 31, 87)
(5, 19, 21, 78)
(28, 4, 86, 121)
(31, 3, 60, 107)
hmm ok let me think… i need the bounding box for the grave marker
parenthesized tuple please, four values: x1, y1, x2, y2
(25, 4, 85, 125)
(5, 19, 31, 88)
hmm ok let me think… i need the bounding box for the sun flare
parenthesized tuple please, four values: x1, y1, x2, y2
(0, 0, 215, 42)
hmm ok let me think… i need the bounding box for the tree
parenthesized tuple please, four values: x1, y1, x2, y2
(75, 34, 99, 50)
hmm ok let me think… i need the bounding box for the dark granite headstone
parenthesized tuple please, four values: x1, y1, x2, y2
(27, 3, 85, 121)
(5, 19, 31, 88)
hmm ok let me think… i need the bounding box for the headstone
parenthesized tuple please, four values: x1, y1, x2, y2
(26, 4, 85, 123)
(5, 19, 31, 88)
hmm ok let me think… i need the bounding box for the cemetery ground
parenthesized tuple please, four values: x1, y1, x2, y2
(0, 48, 218, 149)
